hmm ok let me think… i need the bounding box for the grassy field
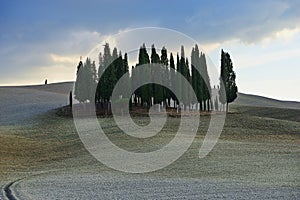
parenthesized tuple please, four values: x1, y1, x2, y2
(1, 106, 299, 182)
(0, 83, 299, 198)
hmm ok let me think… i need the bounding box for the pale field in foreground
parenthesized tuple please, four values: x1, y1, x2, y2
(0, 82, 299, 199)
(0, 107, 299, 184)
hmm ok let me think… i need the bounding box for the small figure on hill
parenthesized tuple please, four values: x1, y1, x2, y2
(69, 91, 73, 108)
(45, 79, 47, 85)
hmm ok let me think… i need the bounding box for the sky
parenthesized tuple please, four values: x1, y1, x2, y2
(1, 0, 300, 101)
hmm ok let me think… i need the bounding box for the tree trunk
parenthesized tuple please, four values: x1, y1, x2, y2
(226, 102, 229, 113)
(207, 99, 210, 111)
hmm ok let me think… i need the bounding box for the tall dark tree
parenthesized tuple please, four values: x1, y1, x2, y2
(151, 44, 163, 105)
(122, 52, 130, 97)
(88, 59, 97, 102)
(176, 53, 181, 107)
(96, 43, 112, 103)
(191, 45, 202, 107)
(123, 53, 129, 74)
(178, 45, 190, 108)
(169, 53, 176, 108)
(191, 44, 211, 111)
(200, 53, 211, 111)
(160, 47, 169, 107)
(74, 58, 96, 103)
(95, 52, 104, 103)
(185, 57, 192, 108)
(131, 65, 138, 106)
(219, 49, 238, 112)
(137, 44, 151, 107)
(74, 60, 86, 102)
(191, 47, 197, 102)
(115, 51, 124, 81)
(111, 47, 118, 86)
(104, 44, 116, 102)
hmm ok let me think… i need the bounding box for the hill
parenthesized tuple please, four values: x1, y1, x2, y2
(0, 82, 299, 199)
(233, 92, 300, 110)
(0, 82, 299, 126)
(29, 81, 300, 110)
(0, 82, 73, 125)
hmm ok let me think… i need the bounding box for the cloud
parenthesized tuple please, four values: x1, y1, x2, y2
(0, 30, 103, 85)
(185, 0, 300, 44)
(50, 53, 80, 64)
(261, 27, 300, 44)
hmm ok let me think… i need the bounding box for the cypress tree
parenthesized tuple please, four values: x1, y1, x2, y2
(111, 47, 118, 86)
(95, 52, 104, 103)
(98, 43, 113, 103)
(160, 47, 169, 107)
(137, 44, 151, 107)
(196, 47, 204, 111)
(169, 53, 176, 108)
(179, 47, 185, 107)
(115, 51, 124, 81)
(191, 45, 202, 109)
(151, 44, 163, 105)
(131, 65, 138, 106)
(191, 47, 197, 103)
(123, 53, 129, 74)
(186, 58, 192, 109)
(122, 53, 130, 102)
(178, 45, 190, 108)
(219, 49, 238, 112)
(88, 59, 97, 102)
(200, 53, 211, 111)
(74, 60, 85, 103)
(176, 53, 181, 107)
(75, 58, 90, 103)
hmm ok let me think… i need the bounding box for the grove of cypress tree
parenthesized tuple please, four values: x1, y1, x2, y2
(77, 42, 237, 115)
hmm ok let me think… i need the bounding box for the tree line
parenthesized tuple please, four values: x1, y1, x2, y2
(74, 43, 237, 112)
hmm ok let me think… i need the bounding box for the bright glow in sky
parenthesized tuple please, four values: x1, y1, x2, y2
(0, 0, 300, 101)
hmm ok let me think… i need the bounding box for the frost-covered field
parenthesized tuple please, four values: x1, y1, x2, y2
(0, 83, 299, 199)
(0, 82, 72, 125)
(12, 170, 299, 200)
